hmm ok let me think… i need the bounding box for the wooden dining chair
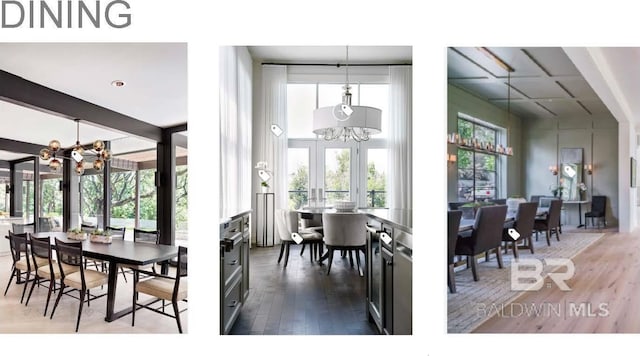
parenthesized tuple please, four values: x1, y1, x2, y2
(132, 246, 188, 333)
(50, 238, 109, 332)
(25, 235, 78, 316)
(131, 228, 160, 273)
(4, 231, 36, 303)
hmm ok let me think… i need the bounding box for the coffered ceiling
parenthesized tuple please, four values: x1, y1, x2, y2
(447, 47, 615, 121)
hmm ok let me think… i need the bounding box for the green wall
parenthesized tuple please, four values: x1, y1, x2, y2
(447, 84, 524, 202)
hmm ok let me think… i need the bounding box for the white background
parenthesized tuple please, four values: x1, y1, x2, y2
(2, 0, 639, 355)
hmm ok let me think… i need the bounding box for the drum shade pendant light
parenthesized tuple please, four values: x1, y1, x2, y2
(312, 46, 382, 142)
(39, 119, 112, 175)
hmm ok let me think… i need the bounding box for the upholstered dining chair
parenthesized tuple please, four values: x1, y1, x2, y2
(534, 199, 562, 246)
(132, 246, 188, 333)
(275, 209, 323, 268)
(50, 238, 108, 332)
(455, 205, 508, 281)
(585, 195, 607, 229)
(447, 210, 462, 293)
(502, 202, 538, 258)
(299, 212, 324, 258)
(4, 231, 37, 303)
(321, 212, 368, 276)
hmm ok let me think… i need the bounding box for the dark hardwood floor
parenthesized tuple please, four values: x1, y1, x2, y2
(230, 244, 379, 335)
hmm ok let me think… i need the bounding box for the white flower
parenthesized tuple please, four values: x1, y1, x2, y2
(578, 182, 587, 192)
(254, 161, 268, 170)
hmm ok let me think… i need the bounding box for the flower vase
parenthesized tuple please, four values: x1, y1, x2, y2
(261, 186, 268, 193)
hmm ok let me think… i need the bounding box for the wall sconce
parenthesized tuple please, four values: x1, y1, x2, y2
(585, 164, 593, 175)
(549, 165, 558, 175)
(447, 154, 457, 165)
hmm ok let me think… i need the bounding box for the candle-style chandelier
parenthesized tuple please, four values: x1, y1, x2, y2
(39, 119, 112, 175)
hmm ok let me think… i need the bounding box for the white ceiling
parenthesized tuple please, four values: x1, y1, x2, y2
(248, 46, 412, 64)
(447, 47, 615, 121)
(0, 42, 187, 161)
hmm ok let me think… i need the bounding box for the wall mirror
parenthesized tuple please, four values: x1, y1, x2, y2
(560, 148, 583, 201)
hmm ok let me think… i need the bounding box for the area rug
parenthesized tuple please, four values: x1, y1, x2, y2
(447, 231, 606, 333)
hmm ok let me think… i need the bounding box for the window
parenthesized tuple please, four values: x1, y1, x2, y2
(287, 81, 389, 208)
(287, 148, 309, 209)
(457, 116, 499, 201)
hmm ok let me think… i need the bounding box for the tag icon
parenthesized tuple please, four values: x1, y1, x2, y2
(291, 233, 303, 244)
(507, 228, 520, 240)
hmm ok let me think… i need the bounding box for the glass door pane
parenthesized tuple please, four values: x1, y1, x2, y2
(40, 170, 62, 231)
(287, 148, 309, 209)
(324, 148, 351, 204)
(366, 148, 387, 207)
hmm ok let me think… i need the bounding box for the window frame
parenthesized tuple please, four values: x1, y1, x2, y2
(456, 116, 501, 202)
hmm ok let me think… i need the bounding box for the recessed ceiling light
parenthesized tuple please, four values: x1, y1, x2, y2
(111, 80, 126, 87)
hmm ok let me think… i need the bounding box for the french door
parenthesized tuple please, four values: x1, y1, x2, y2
(287, 139, 387, 209)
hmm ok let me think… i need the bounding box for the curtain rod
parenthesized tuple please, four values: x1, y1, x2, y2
(261, 62, 411, 67)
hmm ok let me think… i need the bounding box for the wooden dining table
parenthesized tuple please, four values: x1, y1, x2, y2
(32, 231, 179, 322)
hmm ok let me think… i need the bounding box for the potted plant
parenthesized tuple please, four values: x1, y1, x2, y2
(67, 228, 86, 241)
(550, 184, 565, 198)
(260, 181, 269, 193)
(89, 229, 112, 244)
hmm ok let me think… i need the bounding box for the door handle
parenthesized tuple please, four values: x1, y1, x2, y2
(228, 300, 238, 308)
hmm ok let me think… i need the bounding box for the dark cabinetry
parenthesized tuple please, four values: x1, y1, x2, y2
(365, 212, 412, 335)
(220, 211, 251, 334)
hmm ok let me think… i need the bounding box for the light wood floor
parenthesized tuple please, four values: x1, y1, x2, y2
(0, 254, 187, 333)
(474, 229, 640, 333)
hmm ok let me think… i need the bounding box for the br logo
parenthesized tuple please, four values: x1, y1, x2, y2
(511, 258, 575, 291)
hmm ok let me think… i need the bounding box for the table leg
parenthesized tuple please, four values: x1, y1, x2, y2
(104, 261, 119, 322)
(577, 203, 584, 228)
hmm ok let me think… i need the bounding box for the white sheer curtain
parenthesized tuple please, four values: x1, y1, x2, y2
(219, 46, 252, 219)
(387, 65, 413, 210)
(254, 65, 288, 242)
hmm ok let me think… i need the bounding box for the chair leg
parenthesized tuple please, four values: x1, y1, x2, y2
(300, 244, 305, 256)
(4, 266, 16, 296)
(173, 300, 183, 333)
(132, 271, 138, 327)
(25, 274, 39, 306)
(348, 250, 354, 268)
(470, 256, 479, 281)
(44, 278, 55, 317)
(555, 228, 560, 241)
(277, 243, 285, 263)
(448, 264, 456, 293)
(20, 269, 30, 304)
(485, 251, 490, 262)
(496, 247, 504, 269)
(546, 229, 551, 246)
(283, 243, 291, 268)
(50, 282, 65, 319)
(120, 267, 128, 283)
(528, 235, 535, 254)
(512, 241, 519, 259)
(355, 249, 363, 277)
(326, 248, 335, 275)
(76, 289, 86, 332)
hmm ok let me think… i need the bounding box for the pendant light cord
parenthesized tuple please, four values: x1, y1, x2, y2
(345, 45, 349, 88)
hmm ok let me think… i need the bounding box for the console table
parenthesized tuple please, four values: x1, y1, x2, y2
(563, 200, 590, 228)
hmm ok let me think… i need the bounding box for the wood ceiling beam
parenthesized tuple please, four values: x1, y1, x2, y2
(0, 70, 162, 142)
